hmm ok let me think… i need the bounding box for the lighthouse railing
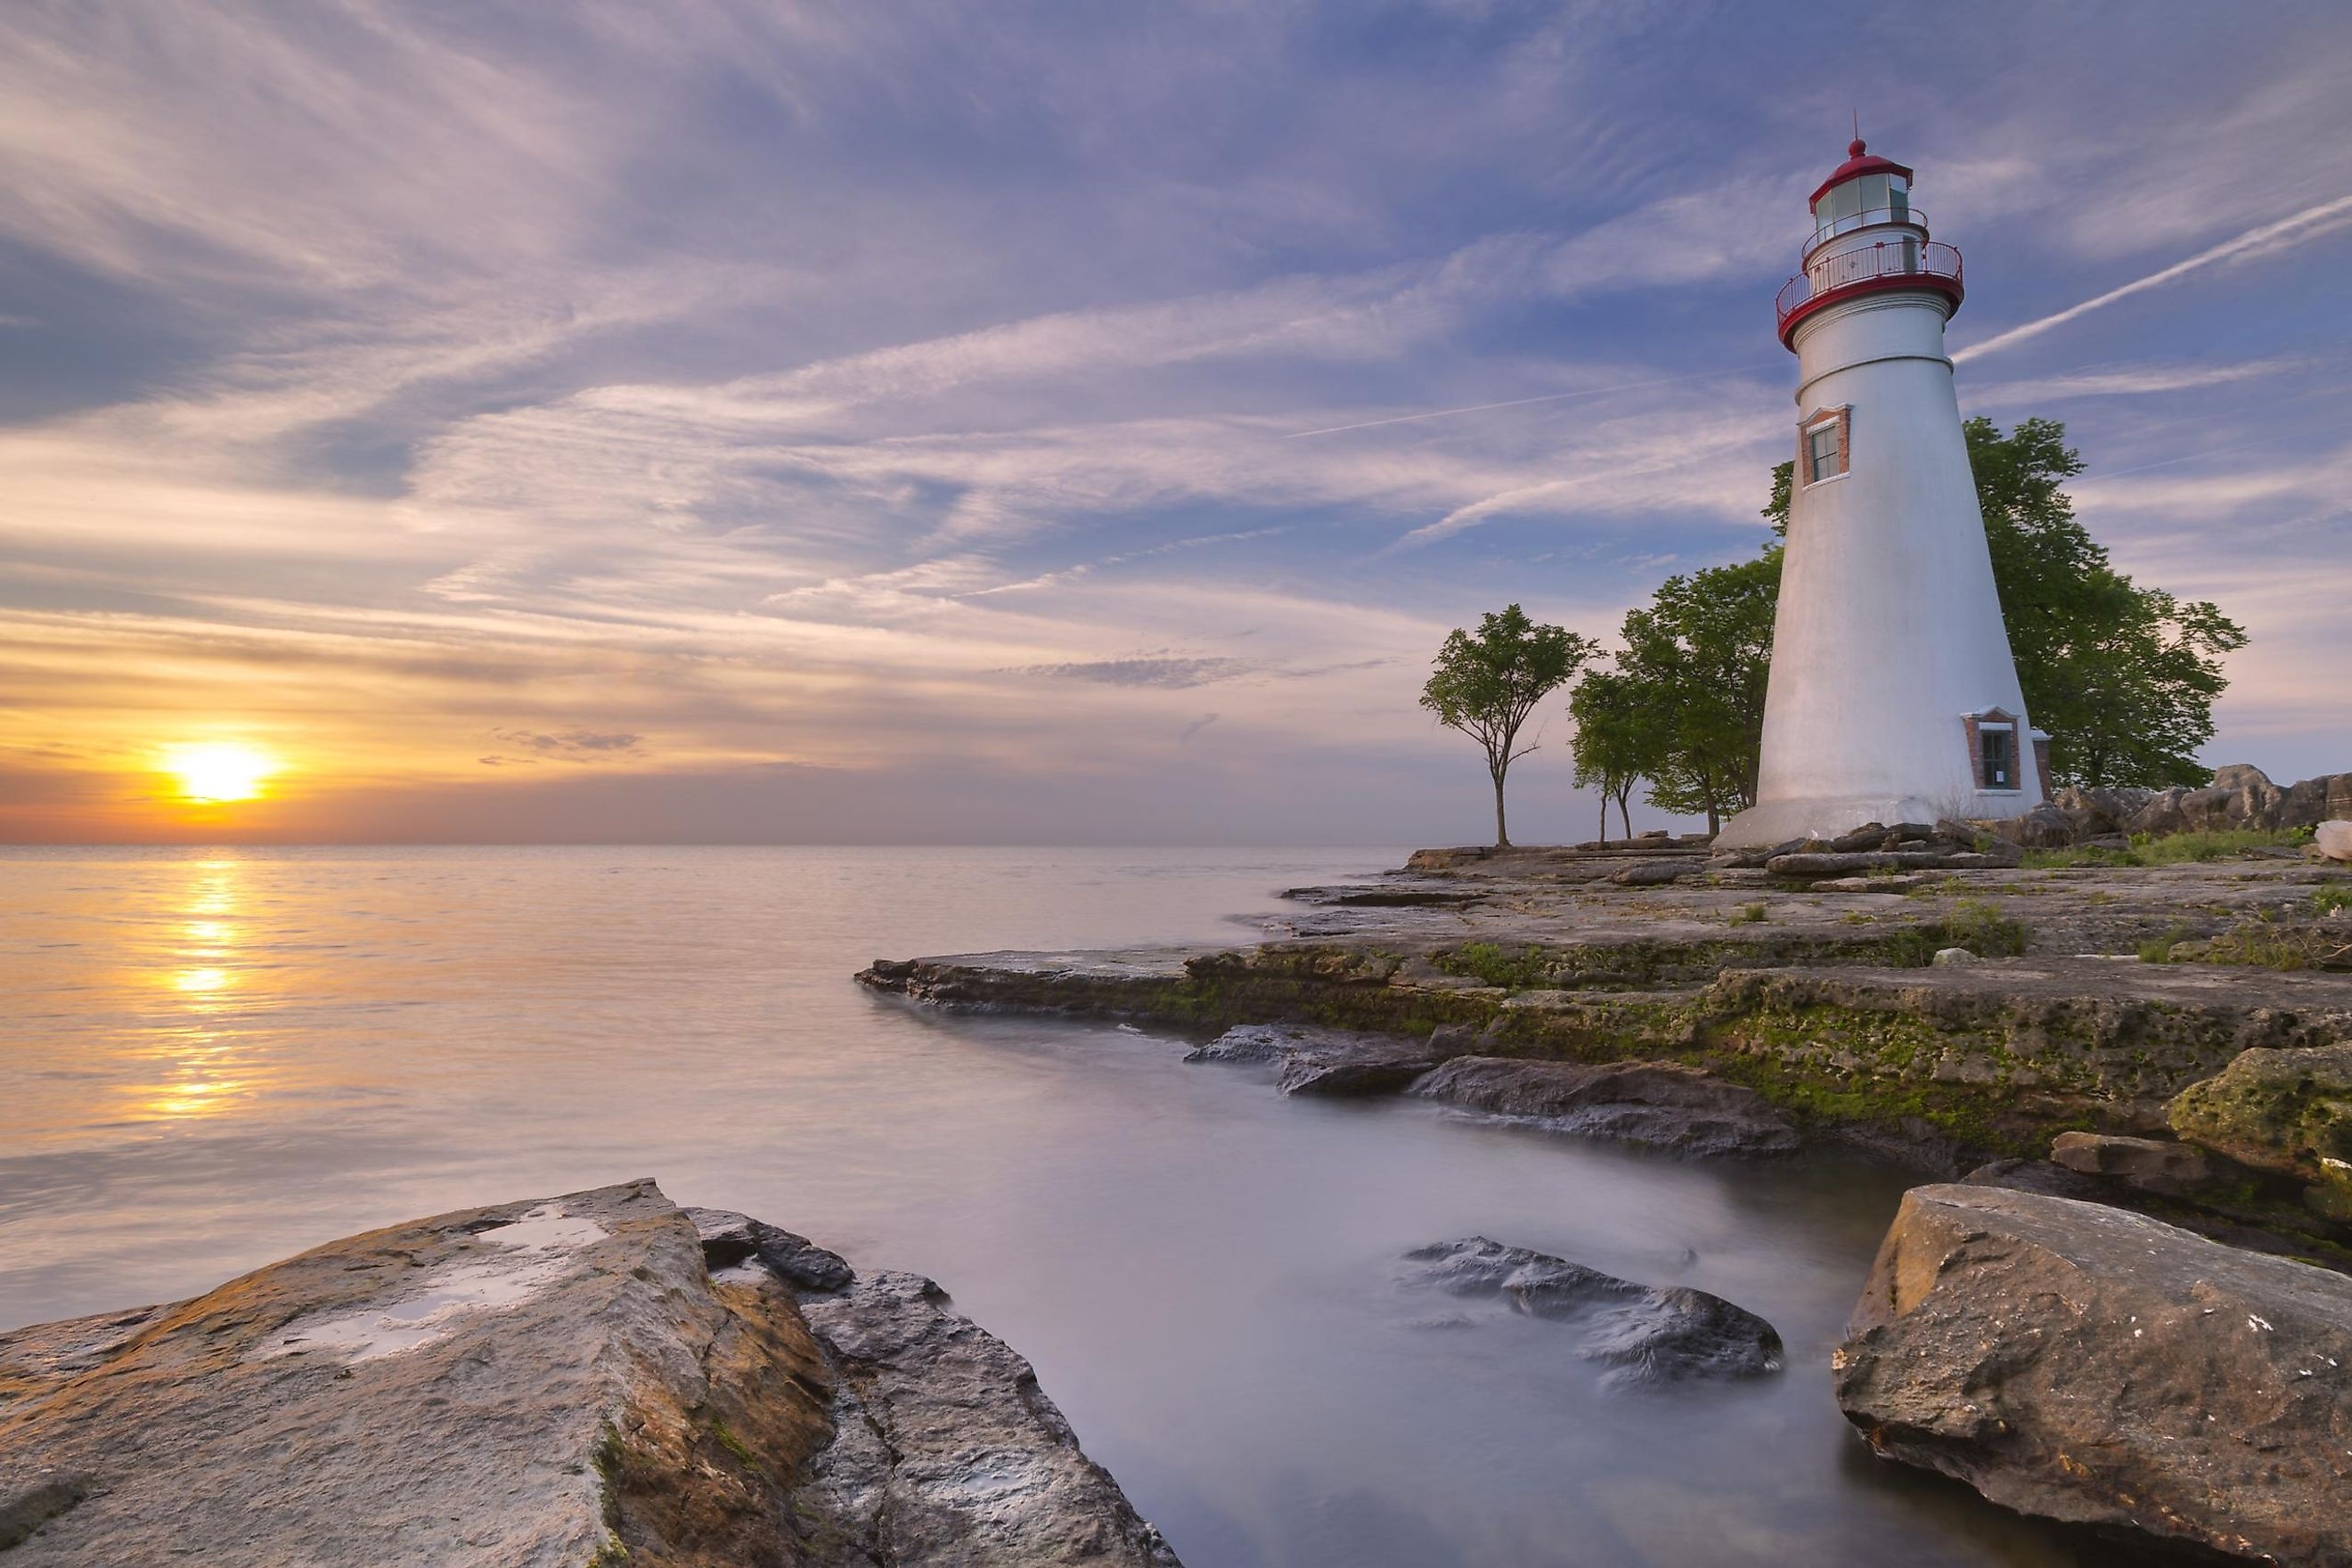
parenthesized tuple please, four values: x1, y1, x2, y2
(1807, 205, 1927, 249)
(1776, 240, 1963, 332)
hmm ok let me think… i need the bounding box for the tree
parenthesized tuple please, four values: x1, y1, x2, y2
(1598, 551, 1781, 834)
(1566, 668, 1650, 841)
(1765, 416, 2245, 788)
(1420, 605, 1597, 848)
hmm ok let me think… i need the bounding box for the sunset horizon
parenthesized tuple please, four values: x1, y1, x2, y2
(5, 5, 2348, 845)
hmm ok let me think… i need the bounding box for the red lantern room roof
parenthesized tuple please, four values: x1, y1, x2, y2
(1809, 138, 1914, 207)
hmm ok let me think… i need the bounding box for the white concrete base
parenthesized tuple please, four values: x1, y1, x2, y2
(1713, 791, 2032, 850)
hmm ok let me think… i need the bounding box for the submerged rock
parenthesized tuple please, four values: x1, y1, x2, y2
(1410, 1056, 1801, 1157)
(0, 1180, 1179, 1567)
(1184, 1021, 1448, 1097)
(1277, 1052, 1437, 1097)
(1835, 1183, 2352, 1564)
(1399, 1237, 1781, 1386)
(1183, 1022, 1301, 1063)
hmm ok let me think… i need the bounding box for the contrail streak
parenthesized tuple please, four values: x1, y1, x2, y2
(1954, 194, 2352, 364)
(1281, 364, 1776, 438)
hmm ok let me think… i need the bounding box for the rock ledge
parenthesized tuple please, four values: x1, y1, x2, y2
(0, 1180, 1178, 1566)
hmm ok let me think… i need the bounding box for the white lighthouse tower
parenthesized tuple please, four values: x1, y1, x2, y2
(1717, 138, 2046, 848)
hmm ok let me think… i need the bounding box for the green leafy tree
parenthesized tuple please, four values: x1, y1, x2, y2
(1766, 416, 2245, 788)
(1566, 668, 1651, 841)
(1420, 605, 1597, 848)
(1600, 551, 1782, 834)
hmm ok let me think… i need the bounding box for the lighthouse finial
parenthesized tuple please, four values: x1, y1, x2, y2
(1850, 109, 1864, 159)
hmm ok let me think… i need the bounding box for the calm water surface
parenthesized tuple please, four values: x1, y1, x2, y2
(1, 846, 2106, 1566)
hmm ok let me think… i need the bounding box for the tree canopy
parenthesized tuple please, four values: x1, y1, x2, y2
(1565, 667, 1649, 842)
(1420, 604, 1597, 848)
(1764, 416, 2245, 788)
(1582, 549, 1781, 834)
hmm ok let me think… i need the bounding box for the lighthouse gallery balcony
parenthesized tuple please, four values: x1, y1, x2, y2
(1775, 237, 1964, 344)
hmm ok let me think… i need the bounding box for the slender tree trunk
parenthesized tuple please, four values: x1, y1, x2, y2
(1616, 790, 1632, 840)
(1597, 794, 1606, 844)
(1492, 767, 1510, 849)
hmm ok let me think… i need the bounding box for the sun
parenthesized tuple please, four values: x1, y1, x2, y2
(162, 742, 279, 804)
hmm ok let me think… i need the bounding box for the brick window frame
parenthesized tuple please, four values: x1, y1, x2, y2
(1962, 708, 2022, 792)
(1797, 404, 1851, 486)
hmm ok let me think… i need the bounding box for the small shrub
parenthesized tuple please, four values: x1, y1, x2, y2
(2313, 886, 2352, 917)
(1731, 902, 1768, 924)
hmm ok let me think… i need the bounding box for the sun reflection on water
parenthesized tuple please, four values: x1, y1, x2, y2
(144, 860, 258, 1123)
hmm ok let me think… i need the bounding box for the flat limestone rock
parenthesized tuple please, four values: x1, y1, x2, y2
(1399, 1237, 1782, 1387)
(1410, 1056, 1800, 1157)
(1834, 1183, 2352, 1565)
(0, 1180, 1178, 1567)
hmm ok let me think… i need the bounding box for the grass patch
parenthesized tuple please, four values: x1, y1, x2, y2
(2137, 927, 2190, 964)
(1434, 941, 1556, 990)
(2201, 914, 2352, 972)
(2022, 826, 2314, 870)
(2313, 886, 2352, 917)
(709, 1417, 758, 1469)
(1944, 897, 2029, 958)
(1730, 901, 1768, 925)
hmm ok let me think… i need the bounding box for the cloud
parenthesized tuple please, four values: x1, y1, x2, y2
(1968, 355, 2309, 406)
(1178, 714, 1221, 744)
(1019, 657, 1253, 689)
(487, 727, 646, 761)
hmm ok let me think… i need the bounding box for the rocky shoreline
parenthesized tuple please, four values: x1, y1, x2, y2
(0, 1180, 1179, 1566)
(858, 811, 2352, 1562)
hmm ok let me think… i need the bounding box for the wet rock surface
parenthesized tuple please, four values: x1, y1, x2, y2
(1180, 1021, 1458, 1097)
(1410, 1055, 1801, 1157)
(1835, 1184, 2352, 1565)
(0, 1180, 1178, 1567)
(1399, 1237, 1783, 1387)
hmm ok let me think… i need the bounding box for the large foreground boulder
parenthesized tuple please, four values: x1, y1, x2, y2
(1400, 1237, 1781, 1387)
(0, 1180, 1178, 1566)
(1834, 1184, 2352, 1564)
(1409, 1056, 1801, 1157)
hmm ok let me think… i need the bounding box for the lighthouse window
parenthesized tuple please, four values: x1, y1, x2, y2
(1979, 726, 2016, 790)
(1801, 407, 1849, 485)
(1807, 425, 1840, 482)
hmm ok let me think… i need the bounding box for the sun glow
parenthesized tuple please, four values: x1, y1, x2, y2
(162, 742, 278, 804)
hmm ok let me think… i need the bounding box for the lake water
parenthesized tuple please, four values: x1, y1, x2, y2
(0, 846, 2120, 1566)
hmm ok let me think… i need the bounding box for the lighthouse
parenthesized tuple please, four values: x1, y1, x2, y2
(1717, 138, 2046, 848)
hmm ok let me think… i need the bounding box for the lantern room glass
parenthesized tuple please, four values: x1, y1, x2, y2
(1812, 173, 1910, 238)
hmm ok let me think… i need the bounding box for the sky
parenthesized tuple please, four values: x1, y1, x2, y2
(2, 1, 2348, 845)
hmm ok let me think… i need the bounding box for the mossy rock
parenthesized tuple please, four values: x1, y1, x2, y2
(2169, 1043, 2352, 1182)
